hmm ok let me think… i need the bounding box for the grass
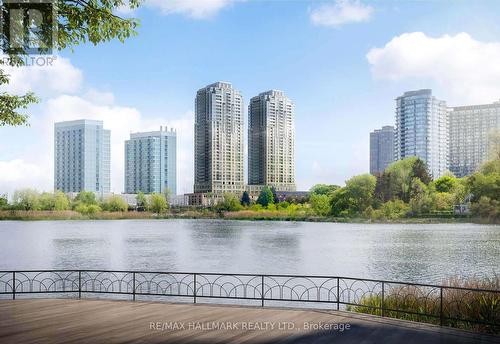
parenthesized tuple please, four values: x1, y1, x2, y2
(346, 276, 500, 334)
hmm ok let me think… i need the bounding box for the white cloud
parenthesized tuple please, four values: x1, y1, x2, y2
(366, 32, 500, 104)
(0, 56, 83, 96)
(310, 0, 374, 27)
(0, 60, 195, 196)
(145, 0, 237, 19)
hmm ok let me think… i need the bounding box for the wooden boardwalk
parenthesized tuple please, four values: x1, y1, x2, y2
(0, 299, 497, 343)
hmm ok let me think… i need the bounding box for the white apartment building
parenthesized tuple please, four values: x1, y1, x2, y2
(395, 89, 449, 179)
(54, 119, 111, 194)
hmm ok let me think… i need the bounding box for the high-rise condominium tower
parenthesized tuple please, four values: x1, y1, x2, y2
(248, 90, 296, 191)
(449, 100, 500, 177)
(395, 89, 449, 179)
(54, 119, 110, 193)
(370, 125, 394, 175)
(194, 82, 244, 195)
(125, 127, 177, 195)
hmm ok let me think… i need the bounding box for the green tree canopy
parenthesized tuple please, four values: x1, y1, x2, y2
(309, 194, 331, 216)
(330, 174, 376, 217)
(433, 175, 457, 193)
(257, 186, 274, 207)
(309, 184, 340, 196)
(1, 0, 141, 126)
(12, 188, 41, 210)
(240, 191, 250, 207)
(74, 191, 97, 205)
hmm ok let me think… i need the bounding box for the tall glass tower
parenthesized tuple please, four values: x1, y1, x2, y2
(248, 90, 296, 191)
(194, 82, 244, 196)
(124, 127, 177, 195)
(54, 119, 111, 194)
(395, 89, 448, 179)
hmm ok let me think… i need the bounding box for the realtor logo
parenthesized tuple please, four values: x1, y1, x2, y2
(1, 0, 56, 55)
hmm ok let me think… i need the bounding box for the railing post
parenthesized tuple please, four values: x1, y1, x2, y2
(336, 277, 340, 310)
(193, 273, 197, 304)
(261, 275, 265, 307)
(133, 272, 136, 301)
(78, 271, 81, 299)
(440, 287, 443, 326)
(381, 282, 385, 317)
(12, 271, 15, 300)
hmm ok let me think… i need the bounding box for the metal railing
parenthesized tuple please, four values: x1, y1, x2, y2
(0, 270, 498, 333)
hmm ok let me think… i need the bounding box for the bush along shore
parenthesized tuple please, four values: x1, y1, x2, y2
(0, 157, 499, 223)
(346, 276, 500, 334)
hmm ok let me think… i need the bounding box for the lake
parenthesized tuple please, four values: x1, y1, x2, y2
(0, 220, 498, 284)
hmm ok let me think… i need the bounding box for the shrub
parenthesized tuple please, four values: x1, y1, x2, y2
(12, 189, 41, 211)
(102, 195, 128, 212)
(309, 193, 331, 216)
(148, 193, 168, 214)
(75, 203, 101, 216)
(347, 276, 499, 334)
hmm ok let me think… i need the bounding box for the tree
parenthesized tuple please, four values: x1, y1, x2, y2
(409, 178, 434, 215)
(217, 193, 242, 212)
(470, 196, 500, 223)
(480, 159, 500, 175)
(39, 192, 56, 210)
(374, 171, 394, 203)
(433, 175, 457, 193)
(330, 174, 376, 217)
(136, 192, 147, 211)
(344, 174, 377, 213)
(309, 194, 331, 216)
(53, 191, 70, 211)
(411, 158, 431, 185)
(104, 195, 128, 212)
(270, 186, 278, 204)
(0, 194, 8, 209)
(240, 191, 250, 207)
(257, 186, 274, 207)
(1, 0, 140, 126)
(148, 193, 167, 214)
(309, 184, 340, 196)
(12, 189, 41, 210)
(468, 172, 500, 201)
(385, 157, 417, 202)
(74, 191, 97, 205)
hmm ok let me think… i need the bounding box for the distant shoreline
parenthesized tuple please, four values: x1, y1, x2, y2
(0, 210, 492, 224)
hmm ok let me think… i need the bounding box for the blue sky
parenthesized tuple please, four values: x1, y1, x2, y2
(1, 0, 500, 195)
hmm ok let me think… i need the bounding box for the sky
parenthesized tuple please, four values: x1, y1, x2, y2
(1, 0, 500, 196)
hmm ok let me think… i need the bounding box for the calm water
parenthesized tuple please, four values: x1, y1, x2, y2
(0, 220, 498, 284)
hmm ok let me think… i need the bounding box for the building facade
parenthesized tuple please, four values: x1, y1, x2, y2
(248, 90, 296, 191)
(54, 119, 110, 194)
(449, 101, 500, 177)
(124, 127, 177, 195)
(193, 82, 245, 197)
(369, 125, 394, 175)
(395, 89, 449, 179)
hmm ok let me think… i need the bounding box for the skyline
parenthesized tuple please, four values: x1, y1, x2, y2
(2, 0, 500, 195)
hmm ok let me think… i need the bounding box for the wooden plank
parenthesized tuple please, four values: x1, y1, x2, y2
(0, 300, 497, 344)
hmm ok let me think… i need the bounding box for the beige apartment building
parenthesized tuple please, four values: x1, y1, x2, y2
(449, 100, 500, 177)
(248, 90, 296, 195)
(192, 82, 245, 201)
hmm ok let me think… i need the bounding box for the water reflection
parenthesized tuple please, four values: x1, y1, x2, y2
(0, 220, 498, 284)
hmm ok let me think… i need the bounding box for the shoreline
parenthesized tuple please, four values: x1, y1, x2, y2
(0, 210, 491, 224)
